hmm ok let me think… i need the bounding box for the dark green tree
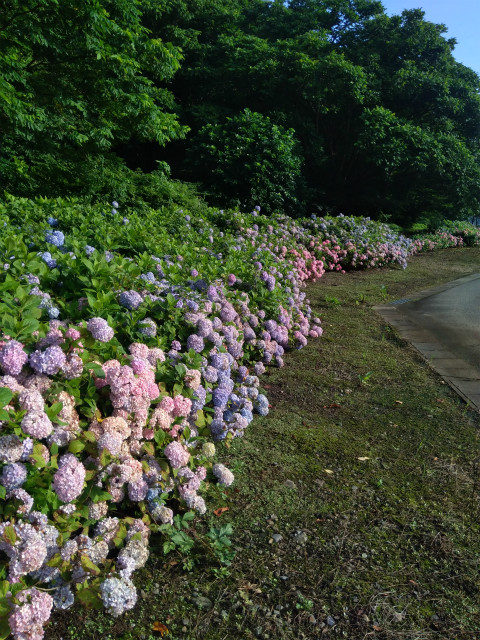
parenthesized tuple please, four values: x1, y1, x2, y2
(187, 108, 303, 214)
(0, 0, 187, 199)
(156, 0, 480, 224)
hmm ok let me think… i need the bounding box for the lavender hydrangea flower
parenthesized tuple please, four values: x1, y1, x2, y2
(0, 340, 28, 375)
(87, 317, 114, 342)
(212, 463, 234, 486)
(85, 245, 95, 256)
(137, 318, 157, 337)
(8, 588, 53, 639)
(164, 442, 190, 469)
(100, 577, 137, 617)
(21, 411, 53, 439)
(1, 463, 27, 491)
(0, 435, 24, 463)
(29, 345, 66, 375)
(52, 454, 86, 502)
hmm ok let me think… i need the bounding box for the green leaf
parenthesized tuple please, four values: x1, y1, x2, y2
(47, 553, 63, 568)
(0, 388, 13, 408)
(195, 410, 206, 428)
(3, 525, 16, 545)
(68, 439, 86, 454)
(76, 585, 103, 610)
(89, 487, 112, 503)
(80, 555, 101, 576)
(112, 522, 127, 548)
(85, 362, 105, 378)
(154, 429, 166, 446)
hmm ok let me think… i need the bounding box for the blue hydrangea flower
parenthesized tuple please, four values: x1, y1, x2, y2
(39, 252, 57, 269)
(119, 290, 143, 310)
(45, 230, 65, 247)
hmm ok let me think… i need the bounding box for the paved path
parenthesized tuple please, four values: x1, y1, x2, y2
(374, 273, 480, 413)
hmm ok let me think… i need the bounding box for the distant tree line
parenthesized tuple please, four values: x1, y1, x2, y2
(2, 0, 480, 226)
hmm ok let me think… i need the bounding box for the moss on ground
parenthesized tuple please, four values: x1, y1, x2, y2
(49, 248, 480, 640)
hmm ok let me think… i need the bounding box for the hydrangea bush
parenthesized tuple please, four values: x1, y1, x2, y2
(0, 195, 472, 638)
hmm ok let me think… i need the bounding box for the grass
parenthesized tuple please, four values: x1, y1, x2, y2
(48, 247, 480, 640)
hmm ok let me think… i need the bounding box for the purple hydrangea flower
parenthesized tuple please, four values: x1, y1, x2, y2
(29, 345, 66, 375)
(187, 334, 204, 353)
(87, 317, 114, 342)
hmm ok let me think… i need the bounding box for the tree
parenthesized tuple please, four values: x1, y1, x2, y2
(156, 0, 480, 224)
(0, 0, 187, 198)
(187, 109, 303, 214)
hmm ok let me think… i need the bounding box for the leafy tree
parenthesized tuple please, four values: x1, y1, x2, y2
(0, 0, 187, 198)
(156, 0, 480, 224)
(186, 109, 303, 214)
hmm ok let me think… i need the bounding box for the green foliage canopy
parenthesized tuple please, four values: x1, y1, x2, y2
(0, 0, 187, 198)
(187, 108, 303, 214)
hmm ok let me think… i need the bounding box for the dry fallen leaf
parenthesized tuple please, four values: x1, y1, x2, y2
(357, 456, 370, 461)
(239, 582, 262, 594)
(213, 507, 229, 517)
(373, 624, 382, 631)
(152, 621, 169, 636)
(324, 469, 334, 475)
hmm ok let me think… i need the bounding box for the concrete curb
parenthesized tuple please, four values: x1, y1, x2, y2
(374, 274, 480, 414)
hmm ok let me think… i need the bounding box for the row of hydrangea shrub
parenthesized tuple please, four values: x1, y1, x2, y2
(0, 195, 476, 639)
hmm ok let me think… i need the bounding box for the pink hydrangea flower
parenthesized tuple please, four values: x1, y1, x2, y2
(164, 441, 190, 469)
(172, 395, 192, 418)
(8, 587, 53, 640)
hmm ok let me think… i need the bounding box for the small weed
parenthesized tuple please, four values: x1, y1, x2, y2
(295, 594, 314, 611)
(358, 371, 374, 384)
(324, 295, 341, 307)
(206, 523, 236, 566)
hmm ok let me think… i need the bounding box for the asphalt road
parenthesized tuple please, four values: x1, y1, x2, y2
(399, 275, 480, 372)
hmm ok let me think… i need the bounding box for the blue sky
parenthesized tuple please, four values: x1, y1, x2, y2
(380, 0, 480, 75)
